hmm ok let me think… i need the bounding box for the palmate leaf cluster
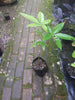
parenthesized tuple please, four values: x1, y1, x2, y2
(20, 12, 75, 51)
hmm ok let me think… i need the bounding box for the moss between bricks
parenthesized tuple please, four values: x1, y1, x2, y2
(14, 77, 22, 83)
(23, 83, 32, 89)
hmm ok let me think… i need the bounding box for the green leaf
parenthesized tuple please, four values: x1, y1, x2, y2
(54, 38, 62, 50)
(53, 23, 64, 34)
(42, 19, 51, 24)
(55, 33, 74, 40)
(36, 41, 42, 45)
(72, 51, 75, 58)
(31, 41, 42, 48)
(36, 29, 43, 34)
(35, 41, 45, 51)
(27, 23, 41, 27)
(5, 73, 7, 77)
(47, 26, 52, 34)
(40, 42, 45, 51)
(31, 41, 45, 50)
(38, 12, 44, 23)
(43, 34, 51, 41)
(20, 12, 39, 23)
(42, 25, 48, 32)
(71, 63, 75, 67)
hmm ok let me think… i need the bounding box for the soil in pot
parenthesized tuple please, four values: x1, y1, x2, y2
(32, 57, 48, 77)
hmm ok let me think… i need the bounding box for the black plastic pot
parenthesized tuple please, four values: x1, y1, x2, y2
(4, 13, 10, 20)
(32, 57, 48, 77)
(0, 0, 17, 6)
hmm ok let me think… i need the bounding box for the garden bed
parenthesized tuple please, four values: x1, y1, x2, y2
(52, 0, 75, 100)
(59, 40, 75, 100)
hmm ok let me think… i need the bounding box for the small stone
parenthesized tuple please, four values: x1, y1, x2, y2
(13, 17, 15, 20)
(57, 61, 60, 65)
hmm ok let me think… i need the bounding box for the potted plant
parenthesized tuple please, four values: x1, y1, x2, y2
(20, 12, 75, 77)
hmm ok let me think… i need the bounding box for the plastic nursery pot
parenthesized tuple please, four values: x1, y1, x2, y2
(0, 0, 17, 6)
(67, 64, 75, 79)
(4, 13, 10, 20)
(32, 57, 48, 77)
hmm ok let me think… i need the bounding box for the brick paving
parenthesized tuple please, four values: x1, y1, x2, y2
(0, 0, 68, 100)
(1, 0, 44, 99)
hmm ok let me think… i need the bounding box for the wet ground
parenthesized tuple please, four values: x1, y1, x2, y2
(52, 0, 75, 100)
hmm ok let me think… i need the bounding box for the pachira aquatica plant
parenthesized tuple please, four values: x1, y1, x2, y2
(20, 12, 75, 50)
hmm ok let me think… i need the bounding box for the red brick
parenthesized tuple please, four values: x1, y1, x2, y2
(22, 89, 32, 100)
(2, 87, 11, 100)
(33, 74, 42, 97)
(25, 55, 33, 69)
(27, 43, 33, 54)
(29, 32, 34, 42)
(23, 69, 32, 85)
(9, 55, 17, 69)
(34, 98, 43, 100)
(18, 48, 26, 61)
(20, 38, 27, 48)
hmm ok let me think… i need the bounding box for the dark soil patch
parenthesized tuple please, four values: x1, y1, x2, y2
(32, 57, 48, 77)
